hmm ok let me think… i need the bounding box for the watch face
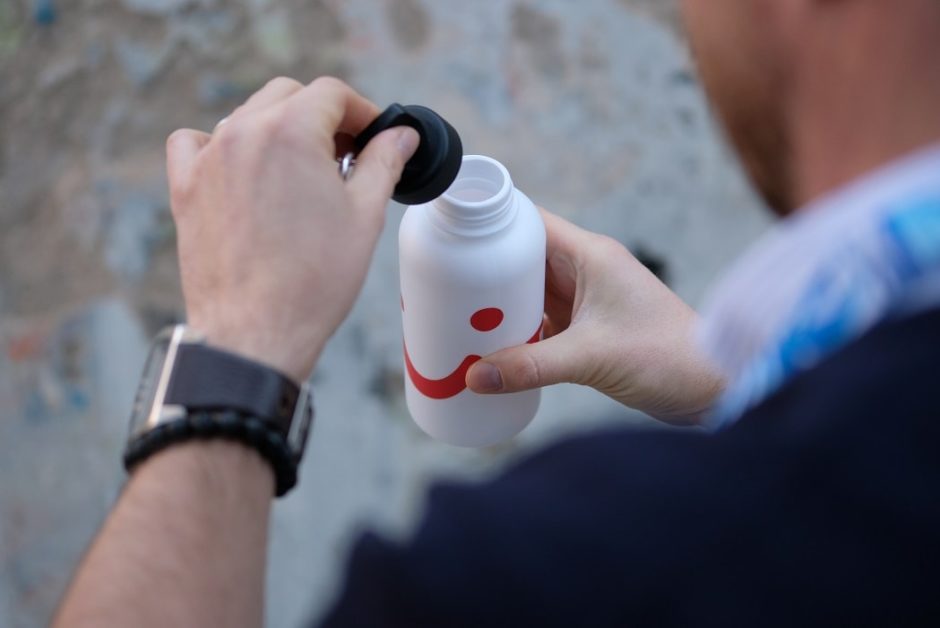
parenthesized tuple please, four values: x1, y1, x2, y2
(128, 327, 178, 439)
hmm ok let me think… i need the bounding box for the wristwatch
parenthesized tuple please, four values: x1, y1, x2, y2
(125, 325, 314, 497)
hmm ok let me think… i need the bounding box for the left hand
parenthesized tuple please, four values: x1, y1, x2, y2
(166, 76, 420, 382)
(466, 208, 724, 424)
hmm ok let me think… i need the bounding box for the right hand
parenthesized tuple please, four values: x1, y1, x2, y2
(166, 77, 419, 384)
(465, 208, 725, 425)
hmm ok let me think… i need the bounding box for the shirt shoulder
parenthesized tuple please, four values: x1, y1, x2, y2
(318, 309, 940, 627)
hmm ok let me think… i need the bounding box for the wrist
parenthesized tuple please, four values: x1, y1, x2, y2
(190, 318, 325, 385)
(649, 347, 726, 424)
(126, 325, 315, 496)
(127, 439, 275, 502)
(615, 312, 725, 425)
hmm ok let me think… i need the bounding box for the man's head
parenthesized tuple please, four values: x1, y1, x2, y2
(680, 0, 940, 215)
(681, 0, 794, 214)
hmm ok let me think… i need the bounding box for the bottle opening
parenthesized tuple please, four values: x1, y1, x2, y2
(431, 155, 515, 235)
(443, 157, 508, 206)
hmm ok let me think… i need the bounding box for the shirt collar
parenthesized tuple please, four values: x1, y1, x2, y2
(696, 142, 940, 385)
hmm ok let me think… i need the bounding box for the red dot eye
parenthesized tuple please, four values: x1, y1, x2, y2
(471, 307, 504, 332)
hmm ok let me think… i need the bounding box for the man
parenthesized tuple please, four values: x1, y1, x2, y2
(53, 0, 940, 626)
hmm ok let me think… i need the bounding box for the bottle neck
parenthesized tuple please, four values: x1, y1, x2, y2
(428, 155, 516, 237)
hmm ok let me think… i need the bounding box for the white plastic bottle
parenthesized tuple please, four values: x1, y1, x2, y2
(399, 155, 546, 447)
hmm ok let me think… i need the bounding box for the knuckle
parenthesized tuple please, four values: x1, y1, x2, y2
(377, 141, 405, 174)
(520, 351, 543, 389)
(268, 111, 307, 147)
(596, 233, 624, 251)
(257, 109, 283, 135)
(503, 351, 541, 391)
(309, 75, 345, 94)
(212, 119, 245, 153)
(268, 108, 332, 152)
(165, 128, 187, 151)
(592, 234, 627, 260)
(166, 131, 194, 207)
(265, 75, 300, 91)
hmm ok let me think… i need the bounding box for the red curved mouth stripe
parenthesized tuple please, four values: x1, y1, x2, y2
(404, 349, 482, 400)
(404, 322, 543, 400)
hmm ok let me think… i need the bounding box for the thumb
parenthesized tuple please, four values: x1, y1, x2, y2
(466, 332, 582, 394)
(347, 126, 420, 213)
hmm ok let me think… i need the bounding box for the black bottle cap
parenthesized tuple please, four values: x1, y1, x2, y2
(354, 103, 463, 205)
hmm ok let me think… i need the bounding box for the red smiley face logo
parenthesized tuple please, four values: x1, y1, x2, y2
(403, 301, 542, 399)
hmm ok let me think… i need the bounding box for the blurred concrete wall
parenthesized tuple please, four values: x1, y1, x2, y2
(0, 0, 768, 626)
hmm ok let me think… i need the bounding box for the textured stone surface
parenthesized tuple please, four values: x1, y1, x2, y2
(0, 1, 769, 626)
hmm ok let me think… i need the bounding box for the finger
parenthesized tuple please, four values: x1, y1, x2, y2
(285, 76, 381, 138)
(543, 290, 572, 336)
(542, 313, 570, 341)
(230, 76, 303, 119)
(346, 126, 420, 215)
(166, 128, 211, 193)
(540, 207, 594, 263)
(539, 216, 586, 311)
(466, 332, 583, 394)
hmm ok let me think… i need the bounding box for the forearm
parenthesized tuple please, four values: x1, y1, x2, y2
(52, 77, 416, 628)
(52, 440, 274, 628)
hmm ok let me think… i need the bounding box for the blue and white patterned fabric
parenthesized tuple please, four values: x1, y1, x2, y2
(697, 144, 940, 429)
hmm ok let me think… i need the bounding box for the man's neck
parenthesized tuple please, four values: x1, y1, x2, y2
(789, 3, 940, 209)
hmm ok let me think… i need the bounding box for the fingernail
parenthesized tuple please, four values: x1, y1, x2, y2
(397, 127, 420, 160)
(470, 362, 503, 393)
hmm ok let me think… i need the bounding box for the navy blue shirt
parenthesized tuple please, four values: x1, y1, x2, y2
(319, 308, 940, 627)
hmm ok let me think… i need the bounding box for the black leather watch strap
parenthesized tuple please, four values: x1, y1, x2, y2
(124, 410, 297, 496)
(164, 344, 299, 434)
